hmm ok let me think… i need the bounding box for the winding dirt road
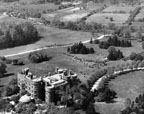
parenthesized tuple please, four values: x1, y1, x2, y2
(4, 34, 112, 58)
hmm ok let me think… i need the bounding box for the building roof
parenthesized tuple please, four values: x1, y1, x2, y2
(19, 95, 31, 103)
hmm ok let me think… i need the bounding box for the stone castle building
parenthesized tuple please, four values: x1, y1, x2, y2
(17, 67, 77, 103)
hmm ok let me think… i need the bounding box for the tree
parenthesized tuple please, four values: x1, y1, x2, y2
(89, 48, 95, 54)
(28, 50, 51, 63)
(130, 52, 137, 60)
(142, 41, 144, 49)
(107, 47, 124, 60)
(86, 103, 100, 114)
(5, 78, 20, 96)
(108, 46, 116, 53)
(90, 38, 93, 44)
(125, 98, 132, 108)
(0, 61, 6, 77)
(135, 31, 142, 40)
(0, 99, 9, 112)
(94, 39, 99, 44)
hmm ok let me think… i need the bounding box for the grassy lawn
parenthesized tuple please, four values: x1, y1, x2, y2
(0, 47, 96, 87)
(61, 12, 88, 22)
(86, 13, 130, 25)
(94, 100, 125, 114)
(0, 25, 92, 56)
(95, 70, 144, 114)
(109, 71, 144, 100)
(116, 40, 143, 56)
(102, 5, 137, 13)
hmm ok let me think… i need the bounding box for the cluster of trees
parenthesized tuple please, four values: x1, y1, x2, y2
(7, 6, 42, 18)
(90, 39, 99, 44)
(0, 0, 19, 2)
(87, 69, 107, 88)
(48, 76, 100, 114)
(49, 20, 105, 32)
(129, 52, 144, 61)
(0, 56, 24, 66)
(94, 87, 116, 103)
(0, 22, 39, 49)
(107, 46, 124, 60)
(99, 36, 132, 49)
(87, 68, 117, 103)
(28, 50, 52, 63)
(120, 93, 144, 114)
(5, 78, 20, 96)
(0, 61, 6, 77)
(126, 7, 141, 25)
(67, 42, 95, 54)
(15, 102, 37, 114)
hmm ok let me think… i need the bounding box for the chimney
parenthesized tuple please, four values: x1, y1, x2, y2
(68, 70, 72, 76)
(55, 67, 59, 73)
(48, 72, 51, 76)
(24, 67, 29, 75)
(28, 72, 33, 79)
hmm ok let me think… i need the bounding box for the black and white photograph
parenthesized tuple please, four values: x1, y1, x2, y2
(0, 0, 144, 114)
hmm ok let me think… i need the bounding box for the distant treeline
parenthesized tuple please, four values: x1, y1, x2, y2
(0, 22, 39, 49)
(43, 19, 106, 33)
(0, 0, 19, 2)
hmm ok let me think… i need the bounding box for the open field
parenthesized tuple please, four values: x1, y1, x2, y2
(135, 8, 144, 21)
(0, 16, 26, 24)
(86, 13, 130, 25)
(116, 40, 143, 56)
(109, 71, 144, 100)
(42, 7, 89, 22)
(61, 12, 88, 22)
(0, 25, 92, 56)
(102, 5, 137, 13)
(17, 3, 59, 11)
(95, 70, 144, 114)
(95, 99, 125, 114)
(42, 2, 105, 22)
(86, 2, 106, 11)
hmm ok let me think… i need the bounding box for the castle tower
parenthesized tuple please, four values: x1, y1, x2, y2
(45, 84, 54, 104)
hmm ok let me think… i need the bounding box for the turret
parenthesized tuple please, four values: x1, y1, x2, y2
(55, 67, 59, 73)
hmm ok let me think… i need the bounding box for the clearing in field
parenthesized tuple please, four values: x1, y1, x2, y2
(102, 5, 137, 13)
(61, 12, 88, 22)
(86, 13, 130, 25)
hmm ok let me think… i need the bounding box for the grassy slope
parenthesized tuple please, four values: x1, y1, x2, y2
(95, 70, 144, 114)
(0, 25, 91, 56)
(109, 71, 144, 100)
(0, 47, 96, 87)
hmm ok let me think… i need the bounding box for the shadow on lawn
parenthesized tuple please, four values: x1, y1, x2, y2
(2, 73, 15, 78)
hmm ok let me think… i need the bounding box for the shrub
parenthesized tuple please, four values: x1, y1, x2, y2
(28, 50, 52, 63)
(94, 39, 99, 44)
(12, 59, 24, 65)
(5, 78, 20, 96)
(107, 47, 124, 60)
(68, 42, 95, 54)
